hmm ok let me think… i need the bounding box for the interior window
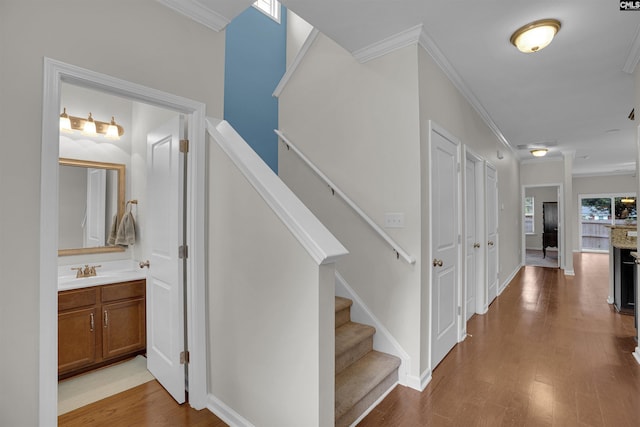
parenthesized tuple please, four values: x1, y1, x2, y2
(524, 196, 534, 234)
(253, 0, 281, 23)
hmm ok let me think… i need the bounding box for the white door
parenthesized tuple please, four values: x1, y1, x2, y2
(430, 124, 460, 369)
(464, 156, 480, 321)
(84, 168, 106, 247)
(146, 116, 186, 403)
(486, 163, 499, 304)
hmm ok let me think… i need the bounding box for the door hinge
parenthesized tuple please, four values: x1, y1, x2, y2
(458, 306, 462, 316)
(180, 350, 190, 364)
(180, 139, 189, 153)
(179, 245, 189, 259)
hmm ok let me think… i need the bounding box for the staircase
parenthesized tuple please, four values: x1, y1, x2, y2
(335, 296, 401, 426)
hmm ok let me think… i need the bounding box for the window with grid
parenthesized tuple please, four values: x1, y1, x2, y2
(253, 0, 281, 23)
(524, 196, 534, 234)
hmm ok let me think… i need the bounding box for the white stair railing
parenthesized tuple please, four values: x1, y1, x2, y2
(275, 129, 416, 265)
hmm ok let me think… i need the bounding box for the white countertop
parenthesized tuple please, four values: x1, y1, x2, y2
(58, 260, 147, 291)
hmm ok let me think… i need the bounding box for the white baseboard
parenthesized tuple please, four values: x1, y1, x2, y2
(348, 380, 399, 427)
(498, 263, 522, 296)
(634, 348, 640, 365)
(564, 269, 575, 276)
(607, 296, 614, 304)
(207, 394, 255, 427)
(335, 272, 418, 390)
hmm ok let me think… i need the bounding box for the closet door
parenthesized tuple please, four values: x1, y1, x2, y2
(485, 163, 498, 304)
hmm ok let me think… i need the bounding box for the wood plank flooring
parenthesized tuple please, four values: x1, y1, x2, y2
(360, 253, 640, 426)
(58, 380, 227, 427)
(59, 253, 639, 426)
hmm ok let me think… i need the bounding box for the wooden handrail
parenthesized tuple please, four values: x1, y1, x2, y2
(275, 129, 416, 265)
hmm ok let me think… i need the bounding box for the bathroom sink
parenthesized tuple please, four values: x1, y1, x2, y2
(58, 262, 147, 291)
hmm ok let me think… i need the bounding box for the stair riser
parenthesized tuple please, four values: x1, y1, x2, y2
(336, 369, 398, 427)
(336, 336, 373, 374)
(335, 307, 351, 328)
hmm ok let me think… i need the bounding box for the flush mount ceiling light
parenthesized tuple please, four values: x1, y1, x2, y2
(530, 148, 548, 157)
(621, 197, 635, 204)
(59, 108, 124, 139)
(510, 19, 561, 53)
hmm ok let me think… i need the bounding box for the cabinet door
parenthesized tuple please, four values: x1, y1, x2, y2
(102, 298, 146, 360)
(58, 307, 97, 374)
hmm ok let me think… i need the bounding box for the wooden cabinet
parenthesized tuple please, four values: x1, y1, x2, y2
(58, 280, 146, 379)
(542, 202, 558, 258)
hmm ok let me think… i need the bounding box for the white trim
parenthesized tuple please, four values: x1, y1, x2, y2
(334, 272, 416, 390)
(276, 129, 415, 264)
(273, 28, 319, 98)
(418, 30, 514, 154)
(207, 394, 255, 427)
(208, 119, 348, 265)
(623, 24, 640, 74)
(40, 58, 208, 425)
(498, 263, 522, 296)
(353, 24, 423, 63)
(634, 348, 640, 365)
(156, 0, 230, 31)
(252, 0, 281, 24)
(564, 269, 575, 276)
(348, 380, 399, 427)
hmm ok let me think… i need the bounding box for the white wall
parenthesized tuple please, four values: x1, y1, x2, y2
(208, 138, 335, 426)
(279, 35, 424, 380)
(0, 1, 224, 425)
(286, 10, 313, 68)
(525, 186, 558, 250)
(417, 47, 522, 370)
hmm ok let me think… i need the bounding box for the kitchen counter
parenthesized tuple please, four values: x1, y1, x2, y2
(608, 225, 637, 249)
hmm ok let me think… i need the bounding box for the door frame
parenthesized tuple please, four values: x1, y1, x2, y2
(427, 120, 463, 370)
(521, 183, 563, 269)
(40, 58, 207, 423)
(462, 147, 486, 321)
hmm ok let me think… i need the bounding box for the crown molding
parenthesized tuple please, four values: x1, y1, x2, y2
(418, 29, 515, 154)
(273, 29, 320, 98)
(156, 0, 230, 31)
(623, 24, 640, 74)
(352, 24, 423, 63)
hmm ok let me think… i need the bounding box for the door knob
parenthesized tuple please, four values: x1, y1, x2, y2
(139, 260, 150, 269)
(488, 241, 494, 246)
(433, 259, 443, 267)
(473, 243, 481, 248)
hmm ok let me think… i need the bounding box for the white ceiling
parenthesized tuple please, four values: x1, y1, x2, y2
(161, 0, 640, 176)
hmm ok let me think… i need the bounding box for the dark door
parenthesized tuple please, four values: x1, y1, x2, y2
(542, 202, 558, 258)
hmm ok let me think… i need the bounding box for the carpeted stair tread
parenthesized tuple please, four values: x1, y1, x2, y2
(335, 296, 353, 313)
(335, 322, 376, 374)
(335, 350, 401, 422)
(335, 296, 353, 328)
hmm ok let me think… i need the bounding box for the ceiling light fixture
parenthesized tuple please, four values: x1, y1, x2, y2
(621, 197, 635, 204)
(510, 19, 561, 53)
(530, 148, 548, 157)
(59, 108, 124, 139)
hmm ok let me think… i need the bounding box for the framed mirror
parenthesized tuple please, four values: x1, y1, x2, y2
(58, 158, 126, 256)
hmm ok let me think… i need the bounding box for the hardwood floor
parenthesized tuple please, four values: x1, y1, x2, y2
(58, 380, 227, 427)
(59, 253, 639, 426)
(360, 253, 640, 426)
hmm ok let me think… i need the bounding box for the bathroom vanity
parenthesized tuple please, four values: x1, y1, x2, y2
(58, 279, 146, 380)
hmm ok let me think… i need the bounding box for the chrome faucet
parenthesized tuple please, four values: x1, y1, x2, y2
(71, 264, 101, 278)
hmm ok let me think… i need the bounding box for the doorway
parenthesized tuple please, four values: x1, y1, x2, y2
(522, 184, 561, 268)
(40, 58, 207, 423)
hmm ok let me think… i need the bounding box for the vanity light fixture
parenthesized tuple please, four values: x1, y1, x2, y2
(82, 112, 97, 136)
(510, 19, 561, 53)
(59, 108, 124, 139)
(530, 148, 548, 157)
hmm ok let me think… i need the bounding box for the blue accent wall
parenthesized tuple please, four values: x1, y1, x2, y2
(224, 5, 286, 173)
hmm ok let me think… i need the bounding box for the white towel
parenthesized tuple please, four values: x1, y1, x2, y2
(115, 211, 136, 246)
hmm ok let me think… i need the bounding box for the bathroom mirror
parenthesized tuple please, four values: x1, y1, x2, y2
(58, 158, 126, 256)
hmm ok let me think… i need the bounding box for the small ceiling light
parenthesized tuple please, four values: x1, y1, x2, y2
(530, 148, 548, 157)
(621, 197, 635, 204)
(59, 107, 72, 132)
(82, 112, 97, 136)
(510, 19, 561, 53)
(105, 117, 120, 140)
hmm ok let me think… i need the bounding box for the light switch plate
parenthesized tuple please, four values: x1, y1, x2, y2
(384, 213, 405, 228)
